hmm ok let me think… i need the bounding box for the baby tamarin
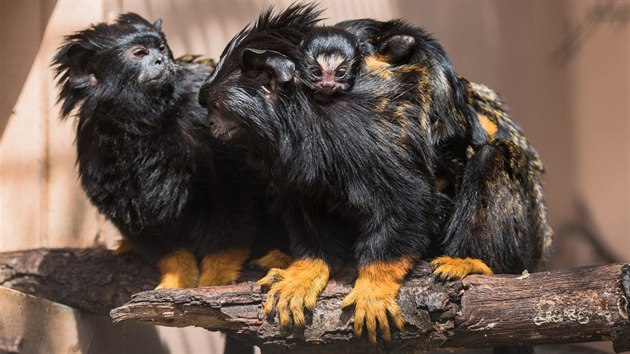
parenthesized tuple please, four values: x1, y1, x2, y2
(298, 27, 362, 102)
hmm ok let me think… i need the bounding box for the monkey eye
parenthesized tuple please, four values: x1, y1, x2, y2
(158, 44, 166, 52)
(310, 67, 322, 77)
(336, 68, 347, 78)
(131, 47, 149, 59)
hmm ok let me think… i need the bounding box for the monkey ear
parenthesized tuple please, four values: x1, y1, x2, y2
(153, 19, 163, 30)
(65, 43, 98, 89)
(241, 48, 295, 84)
(378, 34, 415, 62)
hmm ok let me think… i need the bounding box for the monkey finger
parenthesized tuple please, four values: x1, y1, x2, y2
(262, 287, 280, 316)
(387, 300, 405, 332)
(353, 306, 366, 337)
(376, 307, 391, 341)
(289, 296, 306, 327)
(276, 296, 292, 328)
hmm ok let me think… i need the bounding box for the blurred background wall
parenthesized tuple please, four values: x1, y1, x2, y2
(0, 0, 628, 353)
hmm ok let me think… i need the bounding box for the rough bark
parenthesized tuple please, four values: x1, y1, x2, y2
(1, 248, 629, 352)
(0, 247, 158, 314)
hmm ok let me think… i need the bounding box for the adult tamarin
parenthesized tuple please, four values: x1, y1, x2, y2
(199, 4, 438, 344)
(336, 18, 552, 279)
(53, 13, 282, 289)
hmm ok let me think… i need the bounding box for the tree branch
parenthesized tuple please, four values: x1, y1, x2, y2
(0, 247, 158, 314)
(1, 248, 629, 352)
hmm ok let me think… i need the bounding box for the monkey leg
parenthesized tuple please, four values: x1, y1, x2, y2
(342, 257, 414, 344)
(198, 248, 250, 287)
(249, 249, 293, 270)
(438, 141, 548, 280)
(257, 258, 330, 328)
(257, 204, 350, 329)
(155, 249, 199, 289)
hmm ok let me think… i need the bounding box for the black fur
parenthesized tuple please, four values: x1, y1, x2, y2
(297, 27, 362, 101)
(337, 18, 552, 275)
(52, 13, 261, 264)
(199, 5, 437, 267)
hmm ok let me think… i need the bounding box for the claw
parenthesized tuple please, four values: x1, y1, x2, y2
(257, 259, 330, 329)
(342, 257, 414, 344)
(431, 256, 493, 281)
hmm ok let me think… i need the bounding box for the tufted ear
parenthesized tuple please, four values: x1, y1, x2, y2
(241, 48, 295, 85)
(153, 18, 163, 30)
(64, 43, 98, 89)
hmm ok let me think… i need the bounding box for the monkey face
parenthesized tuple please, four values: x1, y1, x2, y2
(199, 48, 296, 145)
(54, 13, 175, 98)
(308, 53, 351, 95)
(299, 27, 361, 96)
(124, 39, 174, 89)
(203, 97, 246, 141)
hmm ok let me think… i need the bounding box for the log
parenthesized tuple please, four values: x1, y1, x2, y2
(109, 263, 630, 353)
(1, 248, 629, 352)
(0, 247, 158, 314)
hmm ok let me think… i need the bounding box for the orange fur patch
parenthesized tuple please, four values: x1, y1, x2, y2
(436, 178, 450, 192)
(156, 249, 199, 289)
(198, 248, 250, 287)
(375, 54, 392, 63)
(341, 257, 414, 344)
(111, 238, 133, 255)
(399, 64, 428, 75)
(364, 56, 393, 80)
(250, 249, 293, 270)
(431, 256, 494, 280)
(257, 258, 330, 328)
(478, 114, 498, 139)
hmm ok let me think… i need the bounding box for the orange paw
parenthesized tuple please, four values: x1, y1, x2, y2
(431, 256, 493, 281)
(198, 248, 249, 287)
(250, 249, 293, 270)
(341, 258, 414, 344)
(257, 258, 329, 328)
(111, 238, 133, 255)
(155, 249, 199, 289)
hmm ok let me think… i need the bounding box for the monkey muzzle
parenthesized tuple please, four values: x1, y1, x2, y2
(315, 80, 342, 95)
(139, 58, 174, 88)
(208, 114, 243, 141)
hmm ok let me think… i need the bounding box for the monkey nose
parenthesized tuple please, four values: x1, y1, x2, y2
(154, 54, 167, 66)
(316, 81, 337, 94)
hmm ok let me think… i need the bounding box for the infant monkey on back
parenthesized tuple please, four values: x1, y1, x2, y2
(297, 24, 415, 102)
(298, 27, 362, 102)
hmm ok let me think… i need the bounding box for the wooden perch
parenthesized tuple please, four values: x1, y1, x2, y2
(0, 247, 159, 314)
(1, 248, 629, 352)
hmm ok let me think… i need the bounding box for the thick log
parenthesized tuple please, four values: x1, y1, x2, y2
(1, 248, 629, 352)
(0, 247, 158, 314)
(110, 265, 460, 353)
(110, 263, 630, 353)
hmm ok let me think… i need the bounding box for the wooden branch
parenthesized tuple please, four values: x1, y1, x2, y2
(108, 262, 630, 353)
(1, 248, 629, 352)
(0, 247, 158, 314)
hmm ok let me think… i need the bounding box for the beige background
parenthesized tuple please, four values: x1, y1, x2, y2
(0, 0, 628, 353)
